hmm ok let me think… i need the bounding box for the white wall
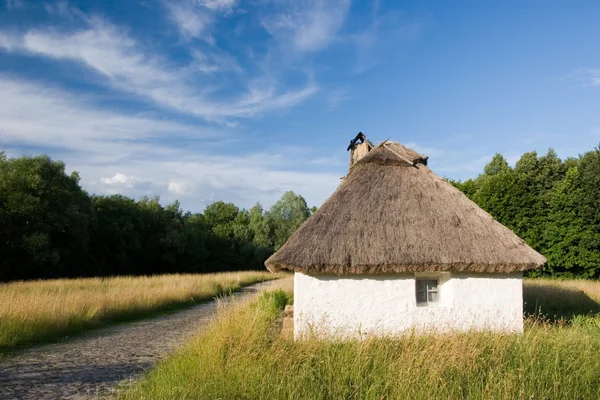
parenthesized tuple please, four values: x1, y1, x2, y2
(293, 271, 523, 338)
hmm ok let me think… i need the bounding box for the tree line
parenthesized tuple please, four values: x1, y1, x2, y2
(0, 153, 313, 281)
(3, 144, 600, 281)
(449, 145, 600, 278)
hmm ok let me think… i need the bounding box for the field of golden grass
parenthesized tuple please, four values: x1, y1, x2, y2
(524, 278, 600, 321)
(122, 278, 600, 400)
(0, 271, 284, 351)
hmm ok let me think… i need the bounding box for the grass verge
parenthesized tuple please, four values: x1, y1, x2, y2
(122, 279, 600, 400)
(0, 271, 284, 352)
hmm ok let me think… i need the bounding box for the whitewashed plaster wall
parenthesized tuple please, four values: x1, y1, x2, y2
(293, 271, 523, 338)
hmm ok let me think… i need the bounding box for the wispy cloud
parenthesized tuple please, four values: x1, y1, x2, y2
(0, 8, 317, 122)
(0, 77, 337, 210)
(0, 77, 212, 159)
(578, 68, 600, 86)
(262, 0, 351, 53)
(198, 0, 237, 12)
(89, 155, 340, 210)
(559, 68, 600, 87)
(188, 49, 243, 74)
(165, 1, 215, 43)
(164, 0, 238, 42)
(0, 0, 408, 210)
(0, 32, 18, 49)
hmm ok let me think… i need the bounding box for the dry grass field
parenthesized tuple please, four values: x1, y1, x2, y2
(524, 278, 600, 322)
(121, 278, 600, 400)
(0, 271, 284, 351)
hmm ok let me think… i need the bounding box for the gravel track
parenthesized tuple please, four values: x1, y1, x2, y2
(0, 280, 279, 400)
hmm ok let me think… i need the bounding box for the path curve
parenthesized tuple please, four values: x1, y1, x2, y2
(0, 280, 281, 400)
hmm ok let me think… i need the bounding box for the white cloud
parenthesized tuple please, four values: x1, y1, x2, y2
(165, 1, 215, 42)
(235, 77, 318, 113)
(0, 12, 317, 121)
(186, 49, 243, 77)
(84, 149, 341, 210)
(164, 0, 237, 42)
(99, 172, 167, 196)
(0, 33, 18, 50)
(0, 77, 338, 211)
(0, 2, 368, 210)
(168, 180, 190, 195)
(0, 78, 212, 159)
(88, 157, 340, 210)
(198, 0, 237, 12)
(101, 172, 142, 187)
(262, 0, 351, 53)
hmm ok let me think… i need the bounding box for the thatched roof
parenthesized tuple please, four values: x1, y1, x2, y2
(265, 141, 547, 274)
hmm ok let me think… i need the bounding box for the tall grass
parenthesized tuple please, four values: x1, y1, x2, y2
(123, 279, 600, 400)
(524, 278, 600, 321)
(0, 271, 284, 351)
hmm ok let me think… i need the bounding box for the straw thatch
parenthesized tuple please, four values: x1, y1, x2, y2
(266, 141, 547, 274)
(348, 140, 373, 169)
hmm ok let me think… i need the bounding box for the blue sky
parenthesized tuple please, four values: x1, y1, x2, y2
(1, 0, 599, 212)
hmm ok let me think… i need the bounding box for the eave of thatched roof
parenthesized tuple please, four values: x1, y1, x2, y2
(265, 141, 547, 274)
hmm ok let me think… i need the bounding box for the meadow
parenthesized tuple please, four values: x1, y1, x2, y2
(0, 271, 283, 351)
(122, 279, 600, 400)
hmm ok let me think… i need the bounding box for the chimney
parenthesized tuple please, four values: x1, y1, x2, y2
(347, 132, 372, 169)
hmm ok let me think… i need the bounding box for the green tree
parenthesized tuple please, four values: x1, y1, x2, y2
(179, 213, 209, 273)
(451, 147, 600, 278)
(232, 210, 252, 243)
(203, 201, 241, 270)
(472, 167, 521, 233)
(248, 203, 274, 269)
(88, 195, 143, 276)
(267, 191, 311, 249)
(542, 166, 600, 277)
(446, 178, 478, 200)
(511, 150, 566, 251)
(0, 155, 91, 280)
(472, 150, 567, 253)
(249, 203, 272, 248)
(577, 146, 600, 231)
(484, 153, 510, 176)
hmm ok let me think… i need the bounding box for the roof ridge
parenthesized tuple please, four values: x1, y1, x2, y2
(382, 142, 417, 168)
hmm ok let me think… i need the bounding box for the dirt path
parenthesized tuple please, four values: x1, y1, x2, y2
(0, 280, 282, 400)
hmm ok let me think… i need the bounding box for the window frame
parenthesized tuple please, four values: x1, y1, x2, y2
(415, 278, 440, 306)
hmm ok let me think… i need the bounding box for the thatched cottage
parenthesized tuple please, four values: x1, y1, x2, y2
(265, 135, 546, 337)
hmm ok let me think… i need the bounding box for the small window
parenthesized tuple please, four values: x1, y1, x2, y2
(416, 279, 439, 305)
